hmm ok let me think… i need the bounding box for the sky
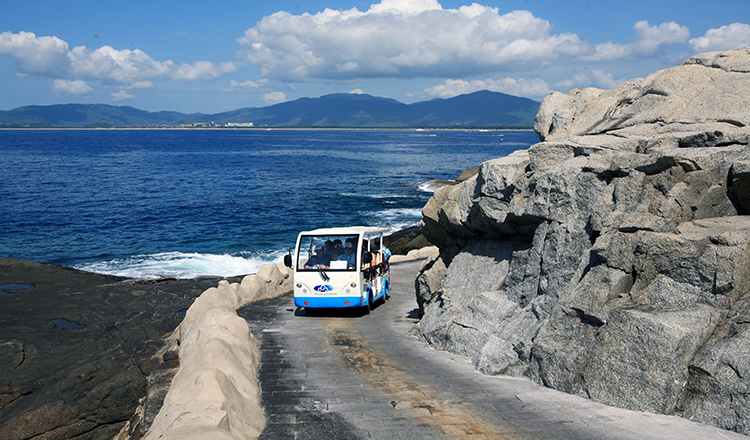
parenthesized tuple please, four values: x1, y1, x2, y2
(1, 0, 749, 114)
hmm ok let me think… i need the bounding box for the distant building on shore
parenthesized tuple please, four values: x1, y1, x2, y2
(178, 121, 254, 128)
(226, 122, 254, 127)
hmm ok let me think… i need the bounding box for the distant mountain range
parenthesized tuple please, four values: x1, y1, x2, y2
(0, 91, 540, 128)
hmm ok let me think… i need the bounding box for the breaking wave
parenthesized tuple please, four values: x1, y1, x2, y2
(75, 251, 285, 280)
(418, 179, 459, 193)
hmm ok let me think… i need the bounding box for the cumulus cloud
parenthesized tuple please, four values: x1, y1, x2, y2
(0, 31, 238, 91)
(631, 21, 690, 54)
(418, 77, 551, 99)
(585, 21, 690, 61)
(111, 90, 135, 101)
(262, 91, 287, 104)
(589, 70, 623, 89)
(52, 79, 93, 96)
(368, 0, 442, 14)
(224, 79, 269, 92)
(237, 0, 592, 82)
(237, 0, 698, 83)
(554, 70, 624, 92)
(171, 60, 238, 81)
(0, 31, 71, 78)
(690, 23, 750, 52)
(129, 81, 154, 89)
(554, 73, 592, 90)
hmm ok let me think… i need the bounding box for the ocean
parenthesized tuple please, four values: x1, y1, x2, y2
(0, 129, 539, 279)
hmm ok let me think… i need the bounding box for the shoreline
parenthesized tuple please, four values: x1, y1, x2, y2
(1, 225, 433, 283)
(0, 239, 439, 439)
(0, 256, 238, 439)
(0, 126, 534, 131)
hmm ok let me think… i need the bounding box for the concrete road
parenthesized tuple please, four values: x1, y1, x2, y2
(238, 260, 747, 440)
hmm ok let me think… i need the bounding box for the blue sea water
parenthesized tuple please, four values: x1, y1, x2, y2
(0, 129, 539, 279)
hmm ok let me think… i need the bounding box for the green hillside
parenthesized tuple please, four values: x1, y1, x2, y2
(0, 91, 539, 128)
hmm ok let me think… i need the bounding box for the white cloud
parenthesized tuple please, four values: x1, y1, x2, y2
(0, 31, 237, 89)
(171, 61, 238, 81)
(586, 42, 631, 62)
(68, 45, 171, 85)
(553, 70, 624, 92)
(690, 23, 750, 52)
(554, 73, 592, 90)
(585, 21, 690, 61)
(224, 79, 268, 92)
(52, 79, 93, 96)
(237, 1, 698, 83)
(335, 61, 359, 72)
(129, 81, 154, 89)
(262, 91, 287, 104)
(0, 31, 71, 77)
(368, 0, 442, 14)
(632, 21, 690, 54)
(418, 77, 551, 99)
(237, 1, 592, 82)
(111, 90, 135, 101)
(349, 88, 365, 94)
(590, 70, 623, 89)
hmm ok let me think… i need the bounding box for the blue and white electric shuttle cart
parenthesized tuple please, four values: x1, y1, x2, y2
(284, 227, 391, 312)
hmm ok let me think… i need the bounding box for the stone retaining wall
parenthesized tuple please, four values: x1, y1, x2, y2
(139, 262, 294, 440)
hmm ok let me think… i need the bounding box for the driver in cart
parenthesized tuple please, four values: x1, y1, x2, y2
(304, 245, 331, 269)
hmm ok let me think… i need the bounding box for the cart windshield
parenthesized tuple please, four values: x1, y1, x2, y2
(296, 234, 359, 271)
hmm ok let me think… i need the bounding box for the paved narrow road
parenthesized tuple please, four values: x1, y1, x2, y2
(238, 260, 747, 440)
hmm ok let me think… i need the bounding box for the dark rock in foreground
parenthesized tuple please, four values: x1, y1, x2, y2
(0, 257, 235, 440)
(384, 226, 432, 255)
(415, 47, 750, 435)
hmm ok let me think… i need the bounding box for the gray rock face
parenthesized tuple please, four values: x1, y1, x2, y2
(415, 47, 750, 435)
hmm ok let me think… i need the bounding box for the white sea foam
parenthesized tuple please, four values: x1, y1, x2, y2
(339, 192, 413, 199)
(377, 207, 422, 219)
(367, 207, 423, 233)
(76, 251, 284, 280)
(418, 179, 458, 193)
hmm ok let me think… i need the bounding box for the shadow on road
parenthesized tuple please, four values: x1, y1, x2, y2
(293, 298, 388, 318)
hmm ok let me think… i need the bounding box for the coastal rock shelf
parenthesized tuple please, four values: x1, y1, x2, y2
(415, 47, 750, 435)
(0, 258, 227, 440)
(0, 246, 438, 439)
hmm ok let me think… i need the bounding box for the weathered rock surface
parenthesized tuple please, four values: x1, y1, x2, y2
(0, 256, 295, 440)
(415, 47, 750, 435)
(0, 258, 229, 440)
(383, 226, 434, 255)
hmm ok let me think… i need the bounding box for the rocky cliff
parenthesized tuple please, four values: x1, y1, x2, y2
(415, 47, 750, 435)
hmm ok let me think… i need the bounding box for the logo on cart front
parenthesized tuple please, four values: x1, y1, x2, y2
(314, 285, 333, 292)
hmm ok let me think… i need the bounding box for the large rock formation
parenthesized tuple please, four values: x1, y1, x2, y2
(415, 47, 750, 435)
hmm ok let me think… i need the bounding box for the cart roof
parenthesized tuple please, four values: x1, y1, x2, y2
(298, 226, 390, 236)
